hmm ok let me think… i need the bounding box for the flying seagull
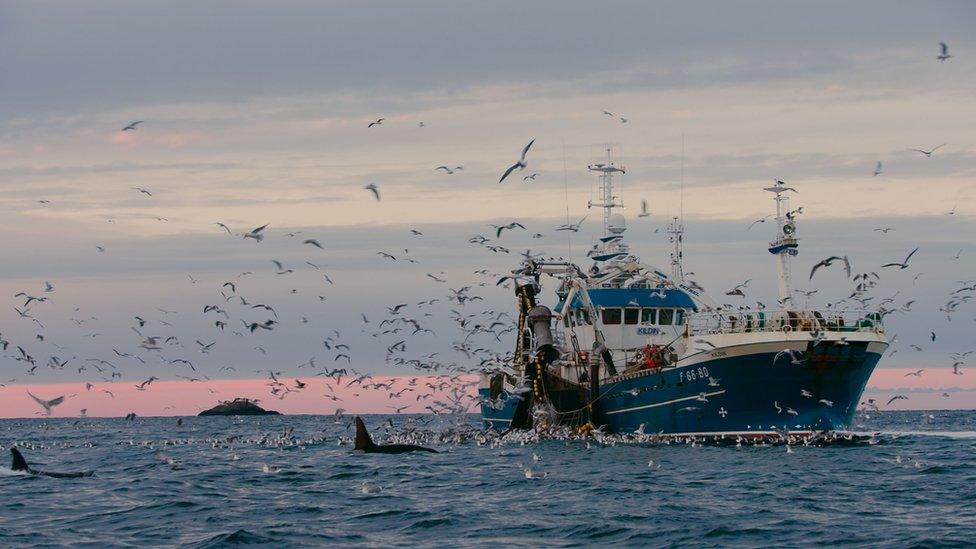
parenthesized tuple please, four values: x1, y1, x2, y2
(556, 215, 588, 233)
(937, 42, 951, 62)
(493, 222, 526, 238)
(638, 199, 651, 218)
(243, 224, 269, 242)
(213, 222, 233, 235)
(873, 161, 883, 176)
(809, 256, 851, 280)
(27, 391, 64, 416)
(881, 247, 919, 270)
(748, 215, 773, 230)
(364, 184, 380, 201)
(121, 121, 144, 131)
(367, 118, 385, 128)
(909, 144, 945, 157)
(499, 139, 535, 183)
(887, 395, 908, 406)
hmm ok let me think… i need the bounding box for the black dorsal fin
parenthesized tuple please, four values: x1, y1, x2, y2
(10, 448, 29, 472)
(354, 417, 375, 451)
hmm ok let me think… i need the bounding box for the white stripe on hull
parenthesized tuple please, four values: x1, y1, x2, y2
(605, 389, 727, 415)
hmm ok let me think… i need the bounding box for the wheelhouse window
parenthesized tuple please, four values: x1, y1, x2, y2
(675, 309, 686, 325)
(624, 308, 639, 325)
(641, 308, 656, 324)
(602, 308, 622, 325)
(658, 308, 674, 325)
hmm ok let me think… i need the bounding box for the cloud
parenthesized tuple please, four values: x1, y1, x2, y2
(0, 1, 973, 413)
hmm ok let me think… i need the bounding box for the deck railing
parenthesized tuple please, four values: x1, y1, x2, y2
(687, 309, 884, 336)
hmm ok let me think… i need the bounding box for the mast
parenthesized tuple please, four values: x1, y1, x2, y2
(587, 148, 625, 237)
(764, 182, 799, 306)
(667, 216, 685, 282)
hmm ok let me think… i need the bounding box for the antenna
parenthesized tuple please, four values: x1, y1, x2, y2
(668, 135, 686, 282)
(680, 133, 685, 223)
(562, 139, 572, 262)
(586, 147, 629, 264)
(587, 147, 625, 237)
(765, 181, 799, 306)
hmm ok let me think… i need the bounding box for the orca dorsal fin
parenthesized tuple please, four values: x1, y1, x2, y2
(10, 448, 29, 472)
(354, 417, 375, 451)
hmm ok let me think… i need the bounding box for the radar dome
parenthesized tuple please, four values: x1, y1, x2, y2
(608, 213, 627, 234)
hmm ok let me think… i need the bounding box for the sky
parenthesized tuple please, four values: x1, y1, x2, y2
(1, 1, 974, 417)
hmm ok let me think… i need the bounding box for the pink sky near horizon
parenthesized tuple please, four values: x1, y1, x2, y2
(3, 375, 479, 419)
(3, 368, 975, 419)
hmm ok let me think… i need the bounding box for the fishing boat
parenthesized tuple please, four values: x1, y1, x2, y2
(479, 149, 888, 438)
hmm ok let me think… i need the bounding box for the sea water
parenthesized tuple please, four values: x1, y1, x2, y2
(1, 411, 974, 547)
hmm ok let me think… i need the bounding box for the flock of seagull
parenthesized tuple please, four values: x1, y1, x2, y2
(2, 41, 969, 449)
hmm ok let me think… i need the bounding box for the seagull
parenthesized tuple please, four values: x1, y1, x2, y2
(748, 215, 773, 230)
(937, 42, 951, 62)
(693, 339, 717, 349)
(364, 184, 380, 201)
(435, 166, 463, 175)
(523, 468, 548, 480)
(135, 376, 158, 391)
(809, 256, 851, 280)
(27, 391, 65, 415)
(212, 222, 233, 234)
(121, 121, 144, 131)
(905, 369, 924, 377)
(493, 222, 526, 238)
(881, 247, 919, 269)
(303, 239, 324, 249)
(638, 199, 651, 218)
(132, 187, 153, 196)
(243, 224, 269, 242)
(771, 180, 798, 192)
(909, 144, 945, 157)
(499, 139, 535, 183)
(873, 227, 893, 233)
(873, 161, 883, 176)
(887, 395, 909, 406)
(522, 173, 538, 181)
(367, 118, 385, 128)
(556, 215, 587, 232)
(774, 348, 805, 365)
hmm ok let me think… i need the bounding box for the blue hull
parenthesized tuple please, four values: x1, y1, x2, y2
(481, 342, 882, 435)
